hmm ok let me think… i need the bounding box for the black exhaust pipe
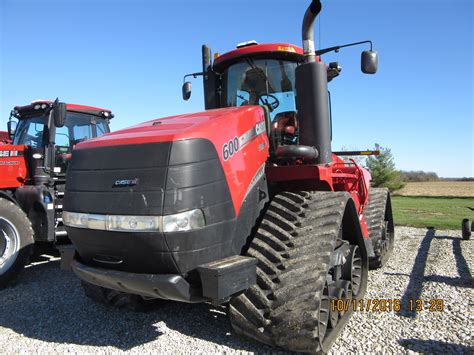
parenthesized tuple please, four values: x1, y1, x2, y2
(296, 0, 332, 164)
(302, 0, 322, 63)
(202, 45, 217, 110)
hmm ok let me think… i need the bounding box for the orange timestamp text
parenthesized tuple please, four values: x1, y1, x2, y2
(331, 298, 444, 312)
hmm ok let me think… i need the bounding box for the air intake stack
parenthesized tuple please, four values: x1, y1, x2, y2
(295, 0, 332, 164)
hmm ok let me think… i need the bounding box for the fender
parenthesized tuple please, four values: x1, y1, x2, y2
(15, 185, 55, 242)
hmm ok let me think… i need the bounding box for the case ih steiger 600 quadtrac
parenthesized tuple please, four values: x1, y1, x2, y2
(63, 1, 394, 352)
(0, 100, 113, 287)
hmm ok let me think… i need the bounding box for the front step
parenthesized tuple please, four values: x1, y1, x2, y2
(197, 255, 257, 304)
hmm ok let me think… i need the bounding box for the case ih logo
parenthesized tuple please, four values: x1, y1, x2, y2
(113, 178, 139, 187)
(0, 150, 20, 158)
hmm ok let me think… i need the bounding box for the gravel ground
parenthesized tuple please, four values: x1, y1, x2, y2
(0, 227, 472, 353)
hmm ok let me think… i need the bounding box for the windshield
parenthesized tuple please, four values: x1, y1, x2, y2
(13, 112, 109, 147)
(13, 116, 46, 147)
(221, 58, 298, 121)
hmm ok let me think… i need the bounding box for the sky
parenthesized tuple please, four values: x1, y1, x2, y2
(0, 0, 472, 177)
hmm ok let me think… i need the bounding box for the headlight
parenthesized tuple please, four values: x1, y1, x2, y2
(63, 211, 90, 229)
(162, 209, 205, 233)
(63, 209, 205, 233)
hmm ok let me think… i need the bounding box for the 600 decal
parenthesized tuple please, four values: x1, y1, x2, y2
(222, 137, 239, 161)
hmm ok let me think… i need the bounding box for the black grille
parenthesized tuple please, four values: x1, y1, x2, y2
(64, 139, 234, 218)
(65, 142, 170, 215)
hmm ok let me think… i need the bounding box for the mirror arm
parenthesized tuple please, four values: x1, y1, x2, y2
(316, 40, 373, 56)
(183, 71, 206, 83)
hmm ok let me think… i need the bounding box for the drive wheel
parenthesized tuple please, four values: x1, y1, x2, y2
(365, 188, 395, 269)
(229, 191, 368, 353)
(0, 199, 34, 288)
(81, 281, 160, 311)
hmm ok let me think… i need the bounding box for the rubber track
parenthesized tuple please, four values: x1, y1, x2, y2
(229, 191, 350, 353)
(364, 188, 390, 268)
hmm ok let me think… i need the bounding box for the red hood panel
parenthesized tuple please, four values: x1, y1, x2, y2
(77, 107, 262, 149)
(0, 145, 27, 189)
(75, 106, 270, 216)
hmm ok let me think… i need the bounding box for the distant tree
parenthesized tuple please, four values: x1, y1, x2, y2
(366, 143, 405, 192)
(400, 170, 439, 182)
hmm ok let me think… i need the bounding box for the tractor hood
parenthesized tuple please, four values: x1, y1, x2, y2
(0, 145, 27, 189)
(76, 106, 266, 150)
(66, 104, 269, 228)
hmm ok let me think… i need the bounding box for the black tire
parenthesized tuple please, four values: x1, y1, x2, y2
(229, 191, 368, 353)
(81, 281, 160, 311)
(0, 199, 34, 288)
(365, 188, 395, 269)
(461, 219, 471, 240)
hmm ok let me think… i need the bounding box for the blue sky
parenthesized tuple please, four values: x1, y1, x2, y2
(1, 0, 472, 177)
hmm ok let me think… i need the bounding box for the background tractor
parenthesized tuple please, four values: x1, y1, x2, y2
(0, 131, 11, 144)
(63, 0, 394, 352)
(0, 100, 113, 287)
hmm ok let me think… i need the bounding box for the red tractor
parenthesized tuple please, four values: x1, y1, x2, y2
(0, 131, 11, 144)
(63, 1, 394, 352)
(0, 100, 113, 287)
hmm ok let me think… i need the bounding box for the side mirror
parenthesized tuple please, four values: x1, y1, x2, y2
(53, 102, 67, 128)
(182, 82, 192, 101)
(7, 120, 17, 139)
(361, 50, 378, 74)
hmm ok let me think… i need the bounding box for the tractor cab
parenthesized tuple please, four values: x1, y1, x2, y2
(183, 43, 306, 148)
(215, 44, 303, 146)
(183, 39, 377, 162)
(9, 100, 112, 176)
(2, 100, 113, 244)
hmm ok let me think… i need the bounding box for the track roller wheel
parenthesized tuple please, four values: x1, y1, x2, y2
(333, 280, 352, 315)
(342, 245, 363, 297)
(319, 283, 330, 339)
(228, 191, 368, 353)
(328, 286, 346, 328)
(365, 188, 395, 269)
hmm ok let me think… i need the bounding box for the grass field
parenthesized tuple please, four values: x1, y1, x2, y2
(391, 181, 474, 229)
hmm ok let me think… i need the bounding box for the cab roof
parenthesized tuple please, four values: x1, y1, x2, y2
(213, 43, 310, 71)
(13, 100, 112, 118)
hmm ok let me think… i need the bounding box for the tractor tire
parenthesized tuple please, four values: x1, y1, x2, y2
(228, 191, 368, 353)
(365, 188, 395, 269)
(81, 281, 160, 311)
(0, 198, 34, 288)
(461, 219, 471, 240)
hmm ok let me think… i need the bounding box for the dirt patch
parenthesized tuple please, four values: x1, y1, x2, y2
(396, 182, 474, 197)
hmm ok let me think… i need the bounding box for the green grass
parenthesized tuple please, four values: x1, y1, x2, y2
(392, 196, 474, 229)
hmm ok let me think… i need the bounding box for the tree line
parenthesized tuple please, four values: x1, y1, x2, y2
(399, 170, 439, 182)
(345, 144, 447, 192)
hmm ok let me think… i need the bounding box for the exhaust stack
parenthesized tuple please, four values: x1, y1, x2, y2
(296, 0, 332, 164)
(202, 45, 212, 110)
(302, 0, 322, 63)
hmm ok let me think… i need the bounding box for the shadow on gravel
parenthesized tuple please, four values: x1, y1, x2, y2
(393, 228, 473, 318)
(0, 258, 270, 351)
(399, 339, 473, 353)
